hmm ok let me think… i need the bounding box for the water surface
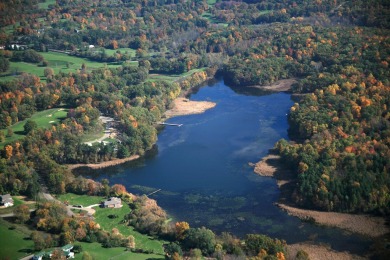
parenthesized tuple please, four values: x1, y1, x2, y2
(80, 80, 371, 254)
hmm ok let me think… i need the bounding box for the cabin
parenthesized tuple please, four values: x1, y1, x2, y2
(0, 194, 14, 207)
(102, 197, 122, 208)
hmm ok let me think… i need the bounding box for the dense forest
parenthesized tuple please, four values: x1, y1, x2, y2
(0, 0, 389, 258)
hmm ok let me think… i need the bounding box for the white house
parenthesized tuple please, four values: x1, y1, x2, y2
(0, 194, 13, 207)
(102, 197, 122, 208)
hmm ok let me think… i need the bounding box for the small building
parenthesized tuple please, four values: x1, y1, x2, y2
(0, 194, 14, 207)
(102, 197, 122, 208)
(32, 251, 46, 260)
(32, 244, 74, 259)
(62, 244, 75, 258)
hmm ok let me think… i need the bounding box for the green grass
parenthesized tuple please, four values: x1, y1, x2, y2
(94, 206, 165, 254)
(74, 242, 164, 260)
(0, 108, 68, 148)
(0, 219, 35, 259)
(201, 11, 228, 26)
(0, 51, 122, 82)
(104, 48, 137, 57)
(56, 193, 103, 207)
(80, 130, 105, 143)
(38, 0, 56, 9)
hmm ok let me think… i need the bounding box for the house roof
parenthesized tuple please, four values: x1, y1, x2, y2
(62, 244, 73, 251)
(0, 194, 12, 203)
(103, 197, 121, 205)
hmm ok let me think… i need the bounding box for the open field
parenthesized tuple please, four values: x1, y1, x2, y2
(0, 108, 68, 148)
(0, 219, 34, 260)
(0, 51, 122, 82)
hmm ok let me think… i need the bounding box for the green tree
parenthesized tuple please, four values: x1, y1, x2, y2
(0, 56, 9, 72)
(182, 227, 216, 256)
(117, 144, 130, 158)
(164, 242, 183, 259)
(14, 204, 31, 223)
(6, 127, 13, 137)
(24, 120, 38, 134)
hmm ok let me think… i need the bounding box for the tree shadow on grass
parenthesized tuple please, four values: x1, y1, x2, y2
(18, 248, 34, 253)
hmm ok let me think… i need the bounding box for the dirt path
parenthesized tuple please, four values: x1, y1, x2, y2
(164, 97, 216, 118)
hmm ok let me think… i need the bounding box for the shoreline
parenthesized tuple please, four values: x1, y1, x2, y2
(286, 243, 366, 260)
(252, 153, 389, 238)
(277, 203, 388, 238)
(249, 78, 297, 92)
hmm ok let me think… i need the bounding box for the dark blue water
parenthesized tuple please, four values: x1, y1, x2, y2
(81, 80, 371, 254)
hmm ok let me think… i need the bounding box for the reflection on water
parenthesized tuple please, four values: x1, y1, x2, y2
(77, 80, 372, 255)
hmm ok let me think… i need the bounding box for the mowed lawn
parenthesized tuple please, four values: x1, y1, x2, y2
(0, 219, 34, 260)
(0, 108, 68, 148)
(74, 242, 164, 260)
(56, 193, 103, 207)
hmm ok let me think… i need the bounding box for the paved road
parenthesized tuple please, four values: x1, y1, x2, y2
(38, 191, 74, 217)
(0, 209, 35, 218)
(68, 204, 100, 216)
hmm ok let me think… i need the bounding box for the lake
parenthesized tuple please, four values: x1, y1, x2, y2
(79, 80, 371, 254)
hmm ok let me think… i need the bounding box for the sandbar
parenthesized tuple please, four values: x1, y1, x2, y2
(164, 97, 216, 118)
(68, 155, 140, 171)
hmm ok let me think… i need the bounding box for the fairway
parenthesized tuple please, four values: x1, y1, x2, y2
(0, 51, 122, 82)
(103, 47, 137, 57)
(0, 108, 68, 148)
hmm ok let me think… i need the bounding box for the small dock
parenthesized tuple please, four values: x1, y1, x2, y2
(158, 122, 183, 127)
(147, 189, 161, 197)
